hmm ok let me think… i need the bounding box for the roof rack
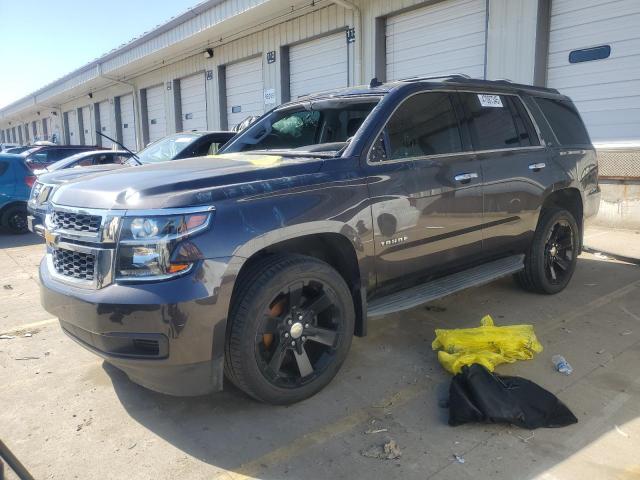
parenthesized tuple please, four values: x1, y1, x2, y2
(397, 73, 472, 83)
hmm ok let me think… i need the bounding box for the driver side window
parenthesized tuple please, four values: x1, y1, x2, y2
(369, 92, 463, 162)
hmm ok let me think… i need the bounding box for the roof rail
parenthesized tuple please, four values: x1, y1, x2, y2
(397, 73, 472, 83)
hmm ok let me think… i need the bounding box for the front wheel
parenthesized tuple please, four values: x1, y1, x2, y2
(225, 254, 355, 404)
(515, 208, 580, 294)
(1, 204, 29, 234)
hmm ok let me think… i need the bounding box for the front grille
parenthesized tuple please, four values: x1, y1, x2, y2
(52, 210, 102, 233)
(52, 248, 96, 281)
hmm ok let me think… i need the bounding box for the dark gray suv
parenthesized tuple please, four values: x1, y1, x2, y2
(38, 76, 600, 404)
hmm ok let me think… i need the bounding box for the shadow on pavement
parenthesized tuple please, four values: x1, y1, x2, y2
(0, 231, 42, 248)
(104, 256, 640, 479)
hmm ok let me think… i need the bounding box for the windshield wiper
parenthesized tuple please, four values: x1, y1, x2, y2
(96, 131, 142, 165)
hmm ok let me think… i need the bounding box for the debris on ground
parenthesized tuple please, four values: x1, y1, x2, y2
(597, 349, 606, 355)
(3, 284, 13, 290)
(615, 425, 630, 438)
(361, 439, 402, 460)
(620, 330, 633, 336)
(552, 355, 573, 375)
(14, 356, 40, 361)
(453, 454, 465, 464)
(516, 432, 535, 443)
(0, 334, 15, 340)
(76, 417, 93, 432)
(23, 332, 33, 338)
(364, 428, 388, 434)
(432, 315, 543, 374)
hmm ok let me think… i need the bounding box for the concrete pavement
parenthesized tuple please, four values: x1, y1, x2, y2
(1, 231, 639, 480)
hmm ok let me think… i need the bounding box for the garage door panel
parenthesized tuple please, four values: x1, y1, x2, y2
(81, 107, 93, 145)
(289, 32, 348, 99)
(99, 101, 113, 148)
(547, 0, 640, 143)
(385, 0, 486, 81)
(226, 57, 264, 128)
(180, 73, 207, 132)
(119, 94, 136, 151)
(146, 85, 167, 143)
(66, 110, 80, 144)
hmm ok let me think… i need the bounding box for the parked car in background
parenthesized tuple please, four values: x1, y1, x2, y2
(27, 131, 235, 235)
(38, 77, 599, 404)
(4, 146, 35, 154)
(32, 150, 133, 175)
(1, 143, 23, 153)
(0, 153, 36, 233)
(22, 144, 105, 170)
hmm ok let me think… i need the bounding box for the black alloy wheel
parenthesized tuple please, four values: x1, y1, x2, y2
(543, 218, 575, 285)
(255, 280, 344, 389)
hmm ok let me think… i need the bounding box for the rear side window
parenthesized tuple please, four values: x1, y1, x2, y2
(534, 98, 591, 146)
(383, 92, 462, 160)
(459, 93, 524, 150)
(0, 162, 8, 176)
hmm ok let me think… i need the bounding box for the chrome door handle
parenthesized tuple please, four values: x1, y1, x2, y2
(454, 172, 479, 183)
(528, 162, 546, 171)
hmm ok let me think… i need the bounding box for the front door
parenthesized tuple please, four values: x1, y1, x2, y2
(366, 91, 483, 293)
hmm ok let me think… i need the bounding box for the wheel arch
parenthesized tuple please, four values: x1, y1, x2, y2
(541, 187, 584, 250)
(230, 230, 367, 338)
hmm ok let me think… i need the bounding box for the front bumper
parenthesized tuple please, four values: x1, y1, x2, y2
(27, 206, 46, 236)
(40, 257, 233, 396)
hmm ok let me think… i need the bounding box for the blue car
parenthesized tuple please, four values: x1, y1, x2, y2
(0, 153, 36, 233)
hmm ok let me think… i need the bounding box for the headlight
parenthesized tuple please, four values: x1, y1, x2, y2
(116, 210, 212, 280)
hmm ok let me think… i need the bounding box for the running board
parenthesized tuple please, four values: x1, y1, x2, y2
(367, 255, 525, 317)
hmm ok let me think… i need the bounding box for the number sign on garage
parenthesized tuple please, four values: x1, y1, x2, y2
(225, 56, 264, 129)
(180, 72, 207, 132)
(385, 0, 487, 81)
(289, 32, 349, 99)
(547, 0, 640, 144)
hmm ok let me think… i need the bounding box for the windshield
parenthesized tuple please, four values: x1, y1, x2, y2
(223, 97, 380, 155)
(134, 133, 199, 164)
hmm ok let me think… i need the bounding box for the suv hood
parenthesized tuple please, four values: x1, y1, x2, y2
(51, 153, 325, 210)
(38, 163, 127, 186)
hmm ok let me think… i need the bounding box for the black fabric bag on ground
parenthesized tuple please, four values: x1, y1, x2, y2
(448, 364, 578, 429)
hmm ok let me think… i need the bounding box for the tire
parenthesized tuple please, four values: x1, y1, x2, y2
(225, 254, 355, 404)
(515, 207, 580, 294)
(1, 204, 29, 234)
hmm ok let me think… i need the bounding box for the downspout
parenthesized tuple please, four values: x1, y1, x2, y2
(333, 0, 363, 85)
(98, 64, 144, 150)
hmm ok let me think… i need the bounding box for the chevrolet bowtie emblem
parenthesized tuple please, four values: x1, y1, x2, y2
(44, 229, 58, 247)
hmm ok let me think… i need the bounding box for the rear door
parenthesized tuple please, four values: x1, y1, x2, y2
(0, 161, 15, 206)
(457, 91, 551, 255)
(367, 90, 483, 290)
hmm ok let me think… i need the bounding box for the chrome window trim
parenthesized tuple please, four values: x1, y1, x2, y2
(365, 88, 546, 167)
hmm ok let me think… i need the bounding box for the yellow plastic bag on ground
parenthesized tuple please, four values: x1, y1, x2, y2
(432, 315, 543, 374)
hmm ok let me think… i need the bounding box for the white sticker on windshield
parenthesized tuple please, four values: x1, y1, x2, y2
(175, 137, 192, 143)
(477, 94, 503, 108)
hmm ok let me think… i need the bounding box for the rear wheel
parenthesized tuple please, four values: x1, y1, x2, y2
(225, 254, 355, 404)
(515, 208, 579, 294)
(1, 204, 29, 234)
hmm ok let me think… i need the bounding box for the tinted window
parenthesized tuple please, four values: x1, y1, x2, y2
(0, 162, 8, 176)
(384, 92, 462, 160)
(508, 97, 540, 147)
(460, 93, 521, 150)
(569, 45, 610, 63)
(535, 98, 591, 146)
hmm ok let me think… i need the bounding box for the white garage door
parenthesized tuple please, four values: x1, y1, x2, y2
(226, 57, 264, 129)
(547, 0, 640, 144)
(180, 73, 207, 132)
(385, 0, 487, 81)
(66, 110, 80, 144)
(98, 101, 113, 148)
(119, 94, 137, 151)
(146, 85, 167, 143)
(81, 106, 93, 145)
(289, 32, 349, 99)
